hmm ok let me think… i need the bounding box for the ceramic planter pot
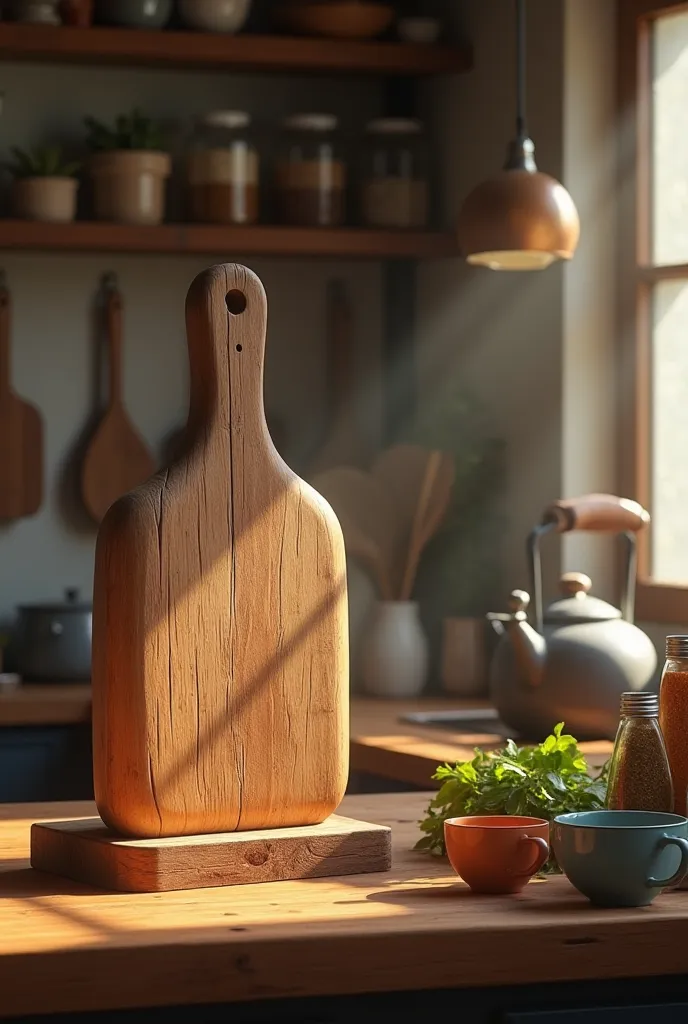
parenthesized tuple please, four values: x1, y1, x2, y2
(96, 0, 173, 28)
(89, 150, 171, 225)
(12, 177, 78, 223)
(360, 600, 429, 698)
(178, 0, 252, 33)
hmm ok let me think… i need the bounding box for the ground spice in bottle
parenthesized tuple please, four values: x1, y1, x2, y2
(607, 691, 673, 812)
(659, 635, 688, 817)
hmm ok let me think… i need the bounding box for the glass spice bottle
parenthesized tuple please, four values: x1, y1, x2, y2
(606, 692, 673, 812)
(659, 635, 688, 816)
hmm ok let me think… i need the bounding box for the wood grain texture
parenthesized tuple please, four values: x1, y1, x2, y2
(92, 264, 349, 839)
(0, 22, 472, 75)
(2, 792, 688, 1018)
(0, 220, 459, 259)
(0, 279, 43, 519)
(81, 277, 155, 523)
(31, 813, 391, 892)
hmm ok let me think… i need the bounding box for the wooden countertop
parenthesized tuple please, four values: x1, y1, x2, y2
(2, 792, 688, 1018)
(0, 687, 612, 784)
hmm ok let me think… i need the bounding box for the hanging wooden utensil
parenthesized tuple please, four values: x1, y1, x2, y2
(81, 274, 155, 524)
(0, 272, 43, 520)
(400, 448, 455, 600)
(91, 264, 349, 840)
(309, 279, 369, 475)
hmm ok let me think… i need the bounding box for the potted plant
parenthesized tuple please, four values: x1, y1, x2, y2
(84, 108, 170, 225)
(7, 146, 80, 223)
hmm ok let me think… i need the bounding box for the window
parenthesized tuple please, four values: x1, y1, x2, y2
(619, 0, 688, 621)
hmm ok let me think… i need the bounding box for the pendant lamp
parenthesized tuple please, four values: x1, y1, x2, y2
(457, 0, 580, 271)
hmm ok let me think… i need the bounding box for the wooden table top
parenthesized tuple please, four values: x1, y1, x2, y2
(2, 792, 688, 1018)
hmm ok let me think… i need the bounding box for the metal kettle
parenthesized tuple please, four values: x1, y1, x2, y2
(487, 494, 657, 741)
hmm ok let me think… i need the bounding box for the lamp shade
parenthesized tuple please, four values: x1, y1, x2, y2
(457, 168, 581, 271)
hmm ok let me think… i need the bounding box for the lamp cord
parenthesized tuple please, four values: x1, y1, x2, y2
(516, 0, 526, 139)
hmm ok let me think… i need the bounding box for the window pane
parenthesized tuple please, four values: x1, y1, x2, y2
(652, 280, 688, 581)
(653, 10, 688, 264)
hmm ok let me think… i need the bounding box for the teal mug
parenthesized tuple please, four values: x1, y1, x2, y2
(552, 810, 688, 907)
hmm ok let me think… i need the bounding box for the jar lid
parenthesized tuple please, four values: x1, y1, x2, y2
(201, 111, 251, 130)
(620, 691, 659, 717)
(366, 118, 423, 135)
(667, 635, 688, 658)
(283, 113, 338, 132)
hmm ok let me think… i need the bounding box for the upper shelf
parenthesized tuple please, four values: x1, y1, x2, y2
(0, 221, 459, 260)
(0, 23, 472, 76)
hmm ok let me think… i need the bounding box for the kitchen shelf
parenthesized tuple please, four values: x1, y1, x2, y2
(0, 221, 459, 260)
(0, 23, 472, 76)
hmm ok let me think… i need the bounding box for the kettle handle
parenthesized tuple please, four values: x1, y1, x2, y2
(542, 494, 650, 534)
(528, 494, 649, 632)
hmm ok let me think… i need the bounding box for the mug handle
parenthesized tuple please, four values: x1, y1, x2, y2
(508, 836, 549, 878)
(647, 835, 688, 888)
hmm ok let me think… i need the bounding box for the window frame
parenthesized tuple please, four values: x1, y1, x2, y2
(618, 0, 688, 621)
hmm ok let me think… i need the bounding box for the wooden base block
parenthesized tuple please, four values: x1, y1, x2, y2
(30, 814, 392, 893)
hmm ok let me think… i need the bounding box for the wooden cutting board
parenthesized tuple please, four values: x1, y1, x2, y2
(0, 276, 43, 520)
(92, 264, 349, 840)
(81, 275, 155, 524)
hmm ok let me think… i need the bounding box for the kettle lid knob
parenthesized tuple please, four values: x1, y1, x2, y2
(509, 589, 530, 613)
(559, 572, 592, 597)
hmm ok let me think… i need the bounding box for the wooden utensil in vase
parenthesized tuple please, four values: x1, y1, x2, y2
(0, 272, 43, 520)
(81, 274, 155, 524)
(400, 448, 455, 600)
(311, 466, 396, 599)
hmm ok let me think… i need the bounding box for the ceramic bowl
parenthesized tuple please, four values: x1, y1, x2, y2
(177, 0, 251, 33)
(97, 0, 173, 29)
(397, 17, 440, 44)
(280, 2, 394, 40)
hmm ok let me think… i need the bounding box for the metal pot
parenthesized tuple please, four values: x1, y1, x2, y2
(14, 587, 92, 682)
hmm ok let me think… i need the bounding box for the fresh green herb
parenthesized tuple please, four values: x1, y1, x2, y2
(6, 145, 80, 179)
(84, 109, 164, 153)
(416, 723, 608, 870)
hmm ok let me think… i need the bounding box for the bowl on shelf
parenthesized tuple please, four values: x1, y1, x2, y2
(177, 0, 251, 33)
(96, 0, 173, 29)
(280, 1, 394, 40)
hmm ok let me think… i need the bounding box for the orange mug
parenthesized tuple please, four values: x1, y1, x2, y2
(444, 815, 550, 894)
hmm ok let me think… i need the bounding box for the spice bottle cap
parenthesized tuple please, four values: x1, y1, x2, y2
(620, 691, 659, 717)
(666, 635, 688, 658)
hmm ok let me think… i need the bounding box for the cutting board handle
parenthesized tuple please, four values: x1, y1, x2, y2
(185, 264, 269, 450)
(0, 273, 11, 398)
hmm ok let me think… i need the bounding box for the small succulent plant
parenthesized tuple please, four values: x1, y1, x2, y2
(84, 108, 165, 152)
(6, 145, 81, 179)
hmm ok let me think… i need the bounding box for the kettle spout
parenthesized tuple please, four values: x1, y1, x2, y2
(493, 590, 546, 689)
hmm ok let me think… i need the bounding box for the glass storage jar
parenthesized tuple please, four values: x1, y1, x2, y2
(187, 110, 259, 225)
(276, 114, 346, 227)
(362, 117, 429, 229)
(606, 691, 673, 813)
(659, 635, 688, 816)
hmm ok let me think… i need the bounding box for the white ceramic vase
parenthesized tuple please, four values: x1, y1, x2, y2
(360, 601, 429, 699)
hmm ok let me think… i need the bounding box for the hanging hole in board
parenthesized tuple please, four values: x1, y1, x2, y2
(236, 344, 243, 352)
(226, 290, 247, 315)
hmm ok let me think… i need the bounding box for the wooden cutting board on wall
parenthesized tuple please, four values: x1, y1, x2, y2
(92, 264, 349, 840)
(0, 275, 43, 520)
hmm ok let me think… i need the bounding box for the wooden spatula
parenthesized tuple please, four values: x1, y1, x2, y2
(371, 443, 437, 594)
(312, 467, 394, 599)
(81, 274, 155, 524)
(0, 272, 43, 520)
(399, 449, 455, 600)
